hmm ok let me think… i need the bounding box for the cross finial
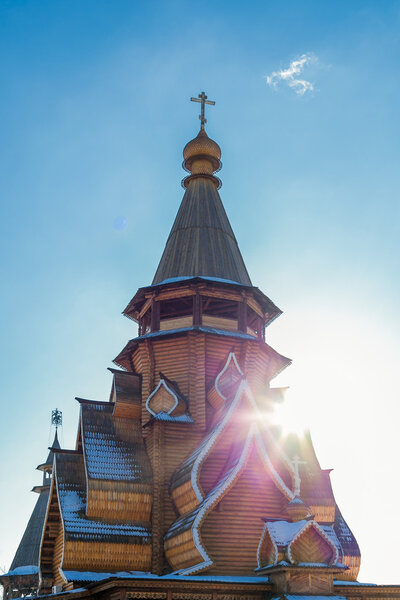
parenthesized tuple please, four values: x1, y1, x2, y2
(292, 454, 307, 497)
(190, 91, 215, 130)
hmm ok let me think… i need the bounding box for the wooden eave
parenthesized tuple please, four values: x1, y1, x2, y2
(334, 583, 400, 596)
(37, 462, 52, 472)
(75, 397, 112, 406)
(255, 563, 347, 576)
(113, 326, 291, 374)
(49, 447, 81, 455)
(123, 277, 281, 325)
(32, 484, 50, 493)
(37, 575, 274, 600)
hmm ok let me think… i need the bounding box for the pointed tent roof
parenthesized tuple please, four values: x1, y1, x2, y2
(9, 491, 49, 571)
(37, 429, 60, 471)
(9, 430, 60, 572)
(152, 128, 252, 287)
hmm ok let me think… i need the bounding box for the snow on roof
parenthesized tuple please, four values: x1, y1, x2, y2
(289, 496, 305, 505)
(152, 411, 194, 423)
(56, 453, 151, 543)
(266, 520, 306, 546)
(1, 566, 39, 577)
(135, 326, 256, 342)
(81, 403, 152, 483)
(153, 276, 247, 287)
(334, 580, 377, 586)
(63, 570, 269, 584)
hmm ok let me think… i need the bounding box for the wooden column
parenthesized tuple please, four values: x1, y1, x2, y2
(193, 291, 201, 326)
(238, 298, 247, 333)
(258, 317, 264, 340)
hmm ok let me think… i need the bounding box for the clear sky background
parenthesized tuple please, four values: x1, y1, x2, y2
(0, 0, 399, 585)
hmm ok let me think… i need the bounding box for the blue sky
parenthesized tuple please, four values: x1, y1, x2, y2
(1, 0, 400, 585)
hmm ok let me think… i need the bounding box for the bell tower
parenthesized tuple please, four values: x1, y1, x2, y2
(113, 93, 291, 573)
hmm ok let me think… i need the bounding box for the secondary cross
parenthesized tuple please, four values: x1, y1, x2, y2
(190, 91, 215, 129)
(292, 454, 307, 497)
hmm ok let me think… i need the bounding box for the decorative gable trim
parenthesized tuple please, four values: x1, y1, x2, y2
(287, 521, 339, 566)
(257, 518, 340, 570)
(191, 378, 250, 503)
(257, 522, 279, 568)
(146, 379, 179, 417)
(214, 351, 244, 400)
(179, 423, 257, 575)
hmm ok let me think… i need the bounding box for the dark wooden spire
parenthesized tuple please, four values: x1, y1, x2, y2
(152, 127, 252, 286)
(9, 429, 60, 574)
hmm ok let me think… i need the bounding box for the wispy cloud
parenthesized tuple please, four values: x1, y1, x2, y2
(266, 53, 317, 96)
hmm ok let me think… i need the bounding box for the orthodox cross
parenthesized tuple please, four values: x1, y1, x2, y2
(291, 454, 307, 497)
(190, 91, 215, 129)
(51, 408, 63, 430)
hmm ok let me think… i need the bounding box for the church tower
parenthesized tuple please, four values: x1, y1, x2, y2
(2, 93, 398, 600)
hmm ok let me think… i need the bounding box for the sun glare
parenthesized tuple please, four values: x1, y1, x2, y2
(269, 388, 309, 436)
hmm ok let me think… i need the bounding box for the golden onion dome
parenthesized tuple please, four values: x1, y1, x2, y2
(183, 128, 221, 162)
(183, 128, 221, 176)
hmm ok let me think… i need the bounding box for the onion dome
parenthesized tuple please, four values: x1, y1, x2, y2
(182, 128, 222, 188)
(285, 496, 311, 522)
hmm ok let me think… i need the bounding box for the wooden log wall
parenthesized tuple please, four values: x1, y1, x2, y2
(40, 481, 62, 593)
(308, 504, 335, 523)
(202, 315, 239, 332)
(146, 422, 203, 535)
(131, 329, 282, 433)
(201, 446, 287, 575)
(188, 331, 206, 427)
(164, 531, 203, 572)
(149, 421, 165, 575)
(52, 522, 64, 587)
(199, 413, 250, 498)
(269, 570, 334, 594)
(339, 554, 361, 581)
(160, 316, 193, 331)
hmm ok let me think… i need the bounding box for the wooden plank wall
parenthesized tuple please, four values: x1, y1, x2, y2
(40, 482, 62, 592)
(52, 523, 64, 587)
(290, 527, 334, 564)
(63, 541, 151, 572)
(86, 484, 152, 521)
(161, 425, 203, 529)
(201, 446, 287, 574)
(199, 413, 250, 497)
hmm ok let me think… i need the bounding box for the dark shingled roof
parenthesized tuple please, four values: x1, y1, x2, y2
(55, 452, 151, 543)
(152, 177, 252, 286)
(10, 430, 61, 571)
(10, 490, 50, 570)
(333, 504, 361, 560)
(80, 402, 152, 483)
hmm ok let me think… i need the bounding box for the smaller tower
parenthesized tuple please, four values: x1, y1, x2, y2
(0, 411, 62, 600)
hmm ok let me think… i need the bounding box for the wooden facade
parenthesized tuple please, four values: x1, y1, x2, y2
(2, 111, 400, 600)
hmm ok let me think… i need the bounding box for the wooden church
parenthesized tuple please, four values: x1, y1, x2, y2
(2, 93, 400, 600)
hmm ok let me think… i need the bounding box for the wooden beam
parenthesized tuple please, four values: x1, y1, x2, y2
(238, 299, 247, 333)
